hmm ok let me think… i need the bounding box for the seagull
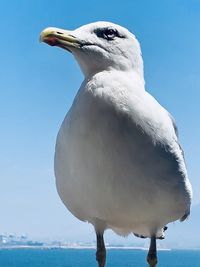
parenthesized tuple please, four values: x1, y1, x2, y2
(40, 21, 192, 267)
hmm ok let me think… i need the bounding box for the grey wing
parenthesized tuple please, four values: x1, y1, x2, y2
(168, 112, 179, 137)
(168, 112, 190, 221)
(168, 112, 185, 161)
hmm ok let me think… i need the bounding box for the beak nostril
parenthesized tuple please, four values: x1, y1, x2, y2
(56, 31, 63, 35)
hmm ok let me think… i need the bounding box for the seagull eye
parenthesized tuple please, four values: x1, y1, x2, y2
(103, 29, 117, 40)
(95, 28, 119, 41)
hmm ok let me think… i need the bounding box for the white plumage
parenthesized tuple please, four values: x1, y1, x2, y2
(41, 21, 192, 266)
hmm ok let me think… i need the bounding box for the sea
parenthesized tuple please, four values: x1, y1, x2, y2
(0, 249, 200, 267)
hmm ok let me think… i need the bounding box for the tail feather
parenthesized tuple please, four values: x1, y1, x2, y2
(180, 210, 190, 222)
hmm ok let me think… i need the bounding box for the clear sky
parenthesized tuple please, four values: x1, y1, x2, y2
(0, 0, 200, 247)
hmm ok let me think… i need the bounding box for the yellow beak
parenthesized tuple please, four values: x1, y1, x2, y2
(40, 27, 80, 50)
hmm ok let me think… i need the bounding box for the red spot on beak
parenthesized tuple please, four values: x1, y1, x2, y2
(44, 36, 58, 46)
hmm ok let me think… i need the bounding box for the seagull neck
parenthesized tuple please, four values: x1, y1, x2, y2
(83, 69, 145, 91)
(85, 68, 142, 79)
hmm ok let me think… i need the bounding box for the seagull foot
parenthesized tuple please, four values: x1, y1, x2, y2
(96, 250, 106, 267)
(96, 232, 106, 267)
(147, 235, 157, 267)
(147, 253, 157, 267)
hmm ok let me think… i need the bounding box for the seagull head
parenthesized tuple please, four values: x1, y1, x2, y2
(40, 21, 143, 78)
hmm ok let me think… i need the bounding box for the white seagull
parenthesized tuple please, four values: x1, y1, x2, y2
(40, 22, 192, 267)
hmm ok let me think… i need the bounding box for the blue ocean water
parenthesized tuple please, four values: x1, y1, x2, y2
(0, 249, 199, 267)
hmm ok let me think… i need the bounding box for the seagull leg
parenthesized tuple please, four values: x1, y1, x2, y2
(147, 235, 157, 267)
(96, 232, 106, 267)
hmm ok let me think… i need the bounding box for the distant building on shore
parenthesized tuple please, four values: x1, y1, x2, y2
(0, 234, 43, 247)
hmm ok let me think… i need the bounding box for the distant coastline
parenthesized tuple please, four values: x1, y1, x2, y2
(1, 245, 200, 250)
(1, 234, 199, 250)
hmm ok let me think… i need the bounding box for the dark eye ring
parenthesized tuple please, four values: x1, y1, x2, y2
(95, 28, 119, 41)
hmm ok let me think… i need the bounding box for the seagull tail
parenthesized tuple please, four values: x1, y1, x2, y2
(180, 209, 190, 222)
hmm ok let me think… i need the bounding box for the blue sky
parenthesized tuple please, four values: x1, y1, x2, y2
(0, 0, 200, 247)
